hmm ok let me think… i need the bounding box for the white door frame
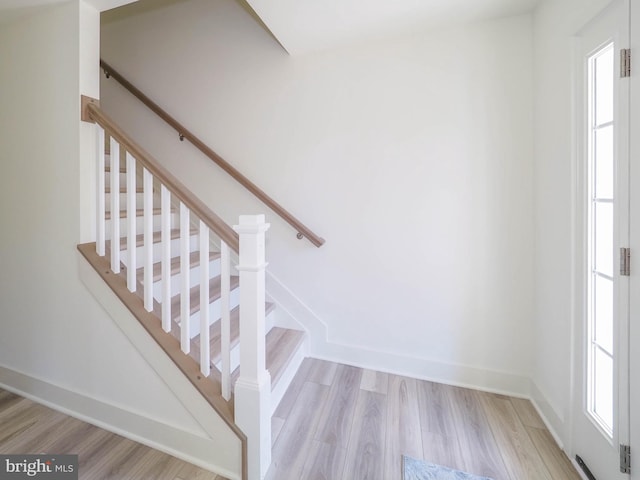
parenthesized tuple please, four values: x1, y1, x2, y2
(569, 1, 631, 478)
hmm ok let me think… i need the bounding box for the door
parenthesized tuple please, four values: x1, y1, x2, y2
(572, 1, 630, 478)
(630, 1, 639, 479)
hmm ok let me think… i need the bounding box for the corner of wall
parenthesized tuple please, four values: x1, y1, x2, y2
(529, 378, 568, 451)
(268, 270, 532, 397)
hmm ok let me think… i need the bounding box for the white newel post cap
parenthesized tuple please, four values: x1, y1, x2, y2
(233, 214, 271, 235)
(234, 215, 270, 271)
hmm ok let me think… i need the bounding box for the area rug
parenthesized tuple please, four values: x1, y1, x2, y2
(402, 455, 494, 480)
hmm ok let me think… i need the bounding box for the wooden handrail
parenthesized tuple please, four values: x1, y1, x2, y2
(100, 59, 326, 248)
(84, 98, 240, 253)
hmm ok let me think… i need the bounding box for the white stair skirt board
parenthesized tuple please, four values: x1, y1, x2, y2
(0, 365, 241, 479)
(62, 253, 246, 480)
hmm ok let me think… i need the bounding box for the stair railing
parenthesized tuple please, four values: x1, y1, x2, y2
(100, 59, 325, 248)
(82, 96, 271, 480)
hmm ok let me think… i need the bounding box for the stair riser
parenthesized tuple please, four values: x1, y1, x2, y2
(179, 287, 241, 339)
(119, 234, 200, 266)
(104, 193, 159, 210)
(149, 259, 223, 302)
(105, 171, 142, 187)
(105, 213, 179, 240)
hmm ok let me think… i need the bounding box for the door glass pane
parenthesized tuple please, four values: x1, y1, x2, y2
(593, 347, 613, 432)
(594, 275, 613, 354)
(595, 125, 614, 199)
(594, 202, 613, 276)
(587, 41, 615, 436)
(595, 46, 614, 126)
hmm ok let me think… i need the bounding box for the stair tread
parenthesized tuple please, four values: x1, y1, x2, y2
(105, 186, 144, 194)
(193, 302, 276, 365)
(136, 251, 221, 283)
(105, 207, 165, 220)
(105, 228, 198, 251)
(229, 327, 305, 389)
(265, 327, 305, 387)
(170, 275, 241, 321)
(104, 166, 127, 173)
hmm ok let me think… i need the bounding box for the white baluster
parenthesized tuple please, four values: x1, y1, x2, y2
(109, 138, 120, 273)
(233, 215, 271, 480)
(96, 126, 105, 257)
(220, 240, 231, 400)
(126, 152, 137, 292)
(161, 185, 172, 332)
(199, 221, 210, 377)
(143, 168, 153, 312)
(180, 202, 190, 354)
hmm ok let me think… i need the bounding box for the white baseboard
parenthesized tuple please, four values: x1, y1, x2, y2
(529, 380, 567, 450)
(267, 271, 530, 397)
(0, 364, 239, 480)
(312, 342, 531, 397)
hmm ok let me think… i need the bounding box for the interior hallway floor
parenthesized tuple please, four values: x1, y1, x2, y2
(0, 389, 225, 479)
(267, 358, 581, 480)
(0, 358, 580, 479)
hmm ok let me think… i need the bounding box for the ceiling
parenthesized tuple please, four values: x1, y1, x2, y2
(244, 0, 541, 55)
(1, 0, 541, 54)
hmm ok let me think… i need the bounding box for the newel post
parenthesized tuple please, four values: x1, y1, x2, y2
(233, 215, 271, 480)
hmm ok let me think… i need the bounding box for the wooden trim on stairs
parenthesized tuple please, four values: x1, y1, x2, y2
(81, 96, 240, 253)
(77, 242, 248, 480)
(97, 62, 326, 248)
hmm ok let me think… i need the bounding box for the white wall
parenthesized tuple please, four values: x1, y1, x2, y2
(0, 3, 240, 477)
(532, 0, 612, 444)
(101, 0, 535, 393)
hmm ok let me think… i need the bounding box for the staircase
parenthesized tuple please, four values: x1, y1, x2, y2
(102, 162, 304, 385)
(78, 97, 307, 480)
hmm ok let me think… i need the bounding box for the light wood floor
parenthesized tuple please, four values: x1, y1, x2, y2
(0, 360, 582, 480)
(267, 358, 581, 480)
(0, 389, 225, 480)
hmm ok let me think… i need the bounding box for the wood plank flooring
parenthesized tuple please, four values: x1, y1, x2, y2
(0, 359, 581, 480)
(0, 390, 226, 480)
(268, 358, 581, 480)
